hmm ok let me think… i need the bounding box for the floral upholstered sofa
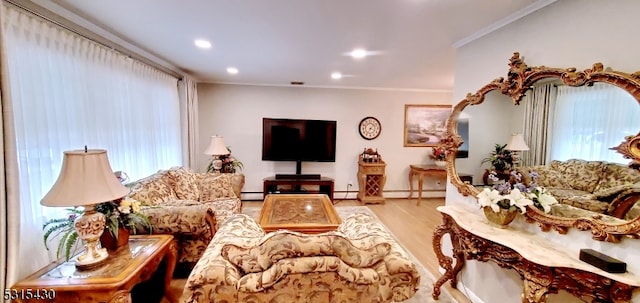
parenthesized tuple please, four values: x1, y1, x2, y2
(128, 167, 244, 266)
(181, 213, 420, 303)
(519, 159, 640, 218)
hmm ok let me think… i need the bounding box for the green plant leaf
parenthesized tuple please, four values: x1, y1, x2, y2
(57, 228, 78, 260)
(43, 221, 74, 250)
(64, 232, 79, 261)
(106, 214, 119, 238)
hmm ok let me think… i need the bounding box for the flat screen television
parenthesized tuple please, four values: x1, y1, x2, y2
(457, 118, 469, 158)
(262, 118, 337, 177)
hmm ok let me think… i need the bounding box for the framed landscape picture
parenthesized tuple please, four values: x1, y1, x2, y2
(403, 104, 452, 147)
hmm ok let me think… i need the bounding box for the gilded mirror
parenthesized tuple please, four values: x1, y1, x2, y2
(444, 52, 640, 242)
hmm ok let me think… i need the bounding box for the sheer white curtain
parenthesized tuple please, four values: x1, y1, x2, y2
(179, 76, 199, 170)
(1, 1, 22, 294)
(3, 5, 182, 279)
(549, 83, 640, 163)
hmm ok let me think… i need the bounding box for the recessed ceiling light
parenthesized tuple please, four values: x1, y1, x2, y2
(227, 67, 238, 74)
(194, 39, 212, 49)
(343, 48, 382, 59)
(350, 48, 368, 59)
(331, 72, 342, 80)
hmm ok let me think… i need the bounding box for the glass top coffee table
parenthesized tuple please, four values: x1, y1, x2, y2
(259, 194, 341, 233)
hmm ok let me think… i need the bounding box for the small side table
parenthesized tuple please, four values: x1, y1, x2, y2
(458, 173, 473, 185)
(408, 164, 447, 206)
(357, 156, 386, 204)
(11, 235, 178, 303)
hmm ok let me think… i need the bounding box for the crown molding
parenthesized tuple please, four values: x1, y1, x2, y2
(7, 0, 185, 79)
(453, 0, 558, 49)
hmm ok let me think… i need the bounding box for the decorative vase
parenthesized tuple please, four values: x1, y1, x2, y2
(434, 160, 447, 167)
(483, 207, 517, 228)
(100, 227, 130, 250)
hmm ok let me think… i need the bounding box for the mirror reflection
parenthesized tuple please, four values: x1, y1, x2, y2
(447, 53, 640, 241)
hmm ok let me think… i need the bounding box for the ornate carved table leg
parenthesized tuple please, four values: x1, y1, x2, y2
(109, 290, 132, 303)
(610, 281, 634, 303)
(416, 173, 424, 206)
(408, 169, 415, 199)
(163, 239, 179, 303)
(520, 262, 551, 303)
(432, 214, 465, 300)
(521, 279, 549, 303)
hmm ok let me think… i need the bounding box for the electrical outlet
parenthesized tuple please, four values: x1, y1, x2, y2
(347, 180, 353, 187)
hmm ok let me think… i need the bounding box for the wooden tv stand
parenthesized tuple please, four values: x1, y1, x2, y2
(263, 176, 334, 201)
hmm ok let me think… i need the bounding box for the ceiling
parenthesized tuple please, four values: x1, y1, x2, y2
(47, 0, 553, 91)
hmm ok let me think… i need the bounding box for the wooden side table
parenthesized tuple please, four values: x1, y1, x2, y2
(11, 235, 178, 303)
(357, 156, 386, 205)
(408, 164, 447, 206)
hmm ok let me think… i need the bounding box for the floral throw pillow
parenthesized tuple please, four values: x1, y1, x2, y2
(197, 173, 236, 201)
(166, 167, 199, 201)
(221, 230, 391, 273)
(129, 179, 177, 206)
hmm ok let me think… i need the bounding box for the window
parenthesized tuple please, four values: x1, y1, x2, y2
(3, 5, 183, 274)
(549, 83, 639, 163)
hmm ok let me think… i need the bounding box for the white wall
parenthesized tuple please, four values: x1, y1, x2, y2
(454, 90, 525, 184)
(197, 83, 452, 199)
(447, 0, 640, 302)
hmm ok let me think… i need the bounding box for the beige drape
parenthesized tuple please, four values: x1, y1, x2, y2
(1, 0, 21, 295)
(179, 76, 199, 170)
(521, 83, 556, 166)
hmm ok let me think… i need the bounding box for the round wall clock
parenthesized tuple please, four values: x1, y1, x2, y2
(359, 116, 381, 140)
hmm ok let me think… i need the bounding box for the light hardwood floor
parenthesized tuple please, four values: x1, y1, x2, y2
(165, 198, 471, 303)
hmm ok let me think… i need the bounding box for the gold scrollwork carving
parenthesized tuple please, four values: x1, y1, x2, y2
(109, 290, 132, 303)
(432, 213, 638, 303)
(611, 132, 640, 169)
(444, 52, 640, 242)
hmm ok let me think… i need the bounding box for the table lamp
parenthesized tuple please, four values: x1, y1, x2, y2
(204, 135, 230, 172)
(41, 148, 130, 269)
(506, 133, 529, 167)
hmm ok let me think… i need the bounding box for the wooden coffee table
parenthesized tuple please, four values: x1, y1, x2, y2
(259, 194, 341, 233)
(10, 235, 178, 303)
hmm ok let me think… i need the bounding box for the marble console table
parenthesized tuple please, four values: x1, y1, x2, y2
(432, 205, 640, 303)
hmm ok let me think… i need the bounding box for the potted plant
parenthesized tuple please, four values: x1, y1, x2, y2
(43, 198, 152, 260)
(95, 198, 152, 249)
(481, 144, 514, 171)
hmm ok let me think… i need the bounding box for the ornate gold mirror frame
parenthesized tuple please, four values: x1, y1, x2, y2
(443, 52, 640, 242)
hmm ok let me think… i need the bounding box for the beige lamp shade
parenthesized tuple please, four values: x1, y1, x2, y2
(41, 149, 130, 207)
(506, 133, 530, 151)
(204, 135, 230, 156)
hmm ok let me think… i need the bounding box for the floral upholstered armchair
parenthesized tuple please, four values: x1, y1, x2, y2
(181, 213, 420, 303)
(128, 167, 244, 266)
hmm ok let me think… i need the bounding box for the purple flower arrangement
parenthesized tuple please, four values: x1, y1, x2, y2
(480, 170, 557, 213)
